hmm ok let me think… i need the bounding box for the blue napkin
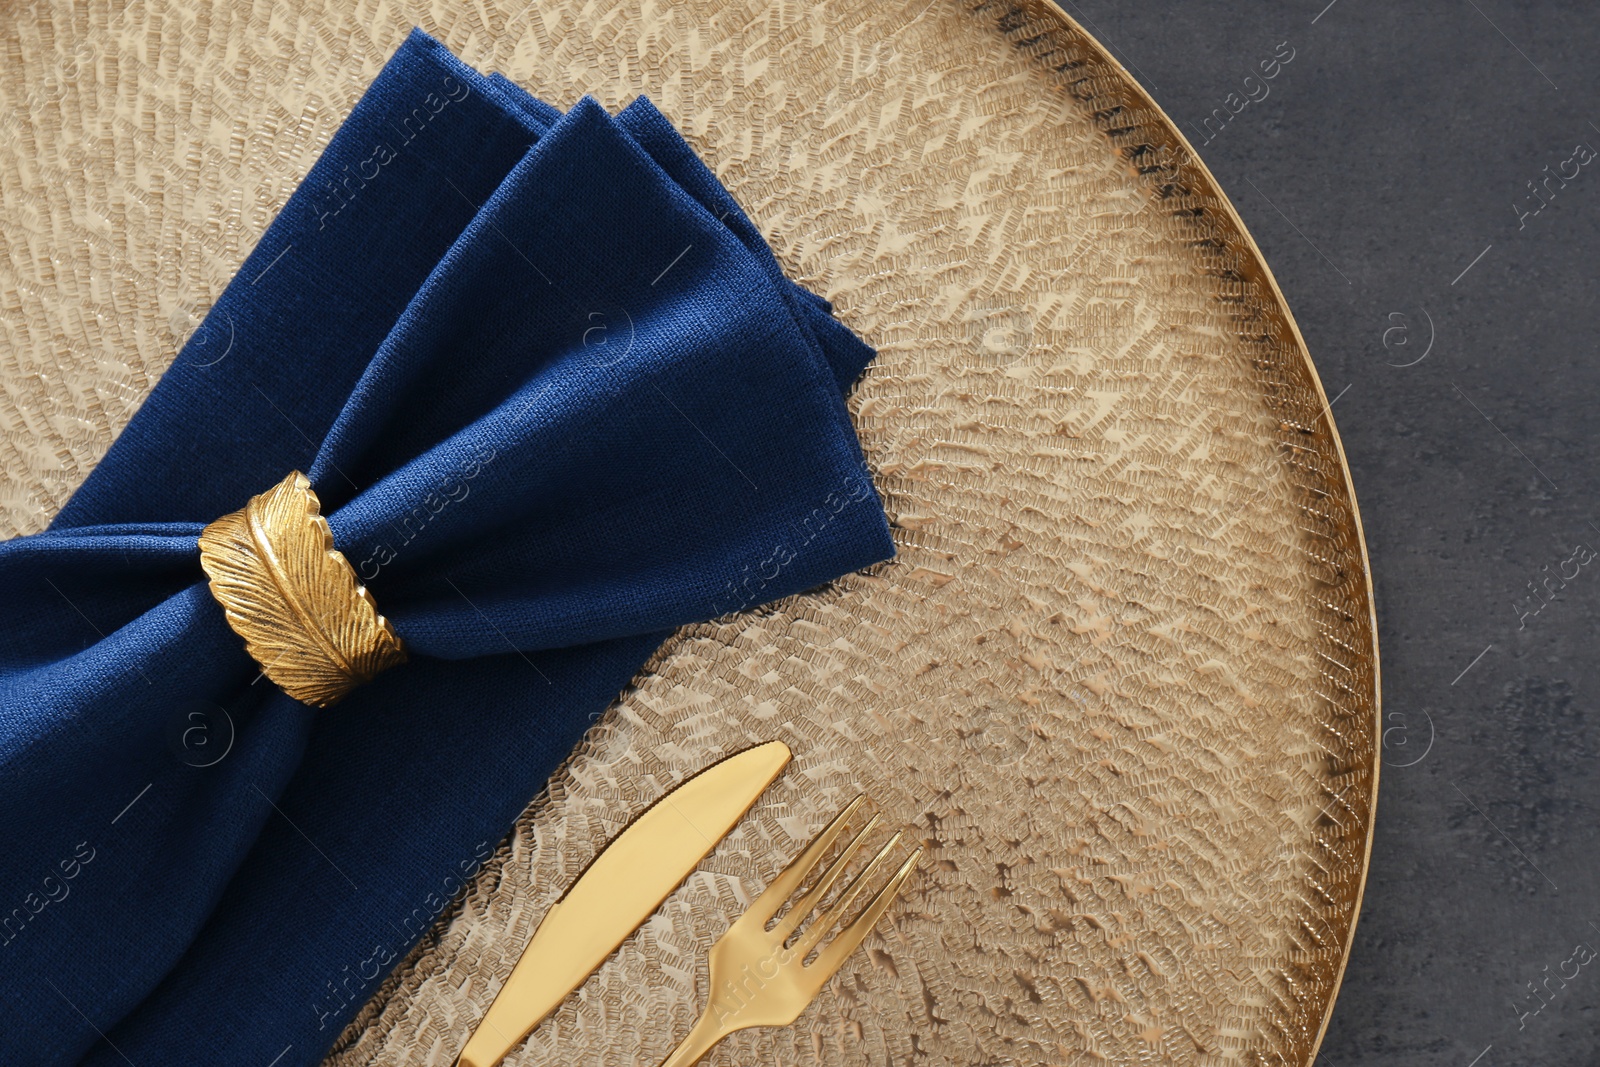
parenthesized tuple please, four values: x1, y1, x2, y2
(0, 30, 892, 1066)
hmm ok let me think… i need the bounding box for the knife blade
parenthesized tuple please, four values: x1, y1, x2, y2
(456, 740, 792, 1067)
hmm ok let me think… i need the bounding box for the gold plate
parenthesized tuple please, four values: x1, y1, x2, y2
(0, 2, 1379, 1066)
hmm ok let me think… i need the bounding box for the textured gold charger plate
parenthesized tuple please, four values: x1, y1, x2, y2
(0, 1, 1379, 1065)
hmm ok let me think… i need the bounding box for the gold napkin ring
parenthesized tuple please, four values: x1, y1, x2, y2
(198, 471, 407, 707)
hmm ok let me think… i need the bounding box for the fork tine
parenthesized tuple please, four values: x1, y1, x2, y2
(807, 847, 922, 979)
(739, 794, 867, 927)
(791, 830, 904, 960)
(770, 813, 881, 942)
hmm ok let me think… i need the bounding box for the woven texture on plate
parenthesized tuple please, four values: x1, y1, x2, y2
(0, 1, 1378, 1065)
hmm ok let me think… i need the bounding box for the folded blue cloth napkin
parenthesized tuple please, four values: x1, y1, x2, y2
(0, 30, 892, 1066)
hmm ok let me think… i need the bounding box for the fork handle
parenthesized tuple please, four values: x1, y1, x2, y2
(659, 1006, 729, 1067)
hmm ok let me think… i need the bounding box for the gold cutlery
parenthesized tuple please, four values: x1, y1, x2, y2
(657, 795, 921, 1067)
(456, 740, 792, 1067)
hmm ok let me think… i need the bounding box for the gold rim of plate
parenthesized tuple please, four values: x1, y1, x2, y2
(1035, 4, 1382, 1059)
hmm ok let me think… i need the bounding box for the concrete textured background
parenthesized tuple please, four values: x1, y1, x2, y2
(1052, 1, 1600, 1064)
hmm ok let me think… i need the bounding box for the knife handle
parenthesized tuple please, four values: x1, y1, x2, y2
(455, 902, 567, 1067)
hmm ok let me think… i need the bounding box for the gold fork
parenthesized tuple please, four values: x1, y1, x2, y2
(659, 795, 921, 1067)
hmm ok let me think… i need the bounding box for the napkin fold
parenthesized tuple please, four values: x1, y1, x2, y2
(0, 30, 892, 1066)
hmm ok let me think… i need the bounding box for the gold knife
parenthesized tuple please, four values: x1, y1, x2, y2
(456, 740, 792, 1067)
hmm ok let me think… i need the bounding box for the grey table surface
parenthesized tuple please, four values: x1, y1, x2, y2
(1052, 1, 1599, 1064)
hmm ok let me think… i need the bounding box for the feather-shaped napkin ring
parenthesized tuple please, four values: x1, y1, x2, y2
(197, 471, 407, 706)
